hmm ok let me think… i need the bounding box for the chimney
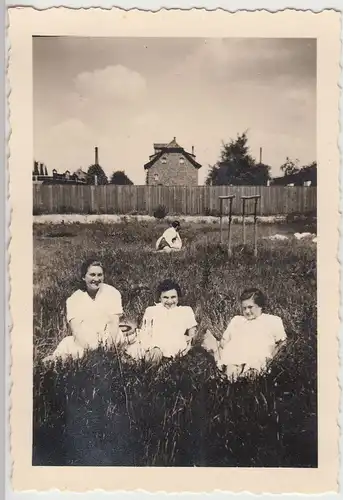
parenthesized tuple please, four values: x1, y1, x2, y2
(192, 145, 194, 156)
(95, 146, 99, 165)
(259, 147, 262, 164)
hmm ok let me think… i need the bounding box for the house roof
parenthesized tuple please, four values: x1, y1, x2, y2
(144, 138, 202, 170)
(166, 138, 182, 149)
(272, 165, 317, 186)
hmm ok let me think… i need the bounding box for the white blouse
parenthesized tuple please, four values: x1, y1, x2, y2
(138, 303, 197, 358)
(66, 283, 123, 347)
(220, 313, 286, 370)
(156, 227, 182, 250)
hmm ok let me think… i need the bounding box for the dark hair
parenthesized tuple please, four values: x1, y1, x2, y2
(79, 258, 105, 291)
(156, 279, 182, 302)
(172, 220, 180, 229)
(239, 288, 266, 309)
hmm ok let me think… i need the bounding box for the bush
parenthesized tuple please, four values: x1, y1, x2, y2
(285, 210, 317, 233)
(33, 207, 44, 216)
(153, 205, 168, 219)
(204, 207, 221, 217)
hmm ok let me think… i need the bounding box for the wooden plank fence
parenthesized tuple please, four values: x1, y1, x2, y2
(33, 185, 317, 216)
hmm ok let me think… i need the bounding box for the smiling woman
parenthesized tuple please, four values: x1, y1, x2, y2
(202, 288, 287, 380)
(43, 258, 124, 362)
(126, 279, 197, 362)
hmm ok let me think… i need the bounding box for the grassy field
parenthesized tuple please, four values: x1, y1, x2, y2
(33, 218, 317, 467)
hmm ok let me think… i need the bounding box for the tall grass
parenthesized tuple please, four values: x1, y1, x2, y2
(33, 220, 317, 467)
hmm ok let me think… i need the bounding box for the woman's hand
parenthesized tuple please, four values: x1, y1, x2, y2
(105, 314, 124, 346)
(70, 319, 96, 349)
(186, 326, 196, 344)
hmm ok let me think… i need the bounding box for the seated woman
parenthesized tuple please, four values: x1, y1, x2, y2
(43, 258, 125, 362)
(156, 221, 182, 253)
(126, 279, 197, 363)
(202, 288, 287, 380)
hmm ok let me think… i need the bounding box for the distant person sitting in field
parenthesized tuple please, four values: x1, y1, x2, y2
(43, 259, 125, 362)
(202, 288, 287, 380)
(156, 221, 182, 253)
(126, 279, 197, 363)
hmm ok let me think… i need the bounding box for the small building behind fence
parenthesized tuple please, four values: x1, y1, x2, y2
(144, 138, 202, 186)
(32, 167, 87, 185)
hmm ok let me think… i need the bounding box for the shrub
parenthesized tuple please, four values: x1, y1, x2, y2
(33, 207, 44, 216)
(285, 211, 317, 233)
(153, 204, 168, 219)
(204, 207, 221, 217)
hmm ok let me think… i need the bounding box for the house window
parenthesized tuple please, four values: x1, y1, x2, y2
(161, 157, 167, 164)
(154, 173, 159, 182)
(179, 157, 185, 164)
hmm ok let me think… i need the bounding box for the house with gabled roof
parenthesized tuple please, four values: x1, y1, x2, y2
(144, 137, 202, 186)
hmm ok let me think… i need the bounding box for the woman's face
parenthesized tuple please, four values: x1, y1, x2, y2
(241, 298, 262, 320)
(83, 264, 104, 294)
(160, 289, 179, 309)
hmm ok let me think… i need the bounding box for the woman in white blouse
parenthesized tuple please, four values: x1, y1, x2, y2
(156, 221, 182, 253)
(43, 259, 124, 362)
(126, 279, 197, 363)
(202, 288, 287, 379)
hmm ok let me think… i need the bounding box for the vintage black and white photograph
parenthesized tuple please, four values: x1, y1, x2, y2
(32, 34, 319, 468)
(8, 7, 340, 493)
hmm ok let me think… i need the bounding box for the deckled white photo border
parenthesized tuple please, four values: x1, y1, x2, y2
(7, 7, 340, 493)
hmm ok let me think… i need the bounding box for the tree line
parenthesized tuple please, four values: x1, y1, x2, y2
(205, 132, 316, 186)
(34, 132, 316, 186)
(86, 165, 133, 185)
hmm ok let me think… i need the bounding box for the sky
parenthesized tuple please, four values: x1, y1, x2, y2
(33, 37, 316, 185)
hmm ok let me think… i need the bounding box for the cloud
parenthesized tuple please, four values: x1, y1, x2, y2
(73, 65, 147, 104)
(48, 119, 93, 145)
(170, 38, 316, 87)
(35, 119, 100, 172)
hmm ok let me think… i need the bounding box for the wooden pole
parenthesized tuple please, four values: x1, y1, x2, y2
(242, 198, 246, 245)
(220, 198, 223, 244)
(254, 197, 258, 257)
(241, 195, 261, 254)
(228, 197, 234, 256)
(219, 195, 235, 250)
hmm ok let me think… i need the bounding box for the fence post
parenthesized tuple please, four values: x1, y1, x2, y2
(219, 198, 224, 244)
(90, 186, 96, 213)
(242, 198, 246, 245)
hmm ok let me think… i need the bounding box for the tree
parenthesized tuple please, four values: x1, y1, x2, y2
(205, 164, 219, 186)
(33, 161, 39, 176)
(44, 166, 48, 176)
(86, 164, 108, 185)
(39, 163, 44, 176)
(205, 132, 271, 186)
(280, 157, 300, 176)
(110, 170, 134, 185)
